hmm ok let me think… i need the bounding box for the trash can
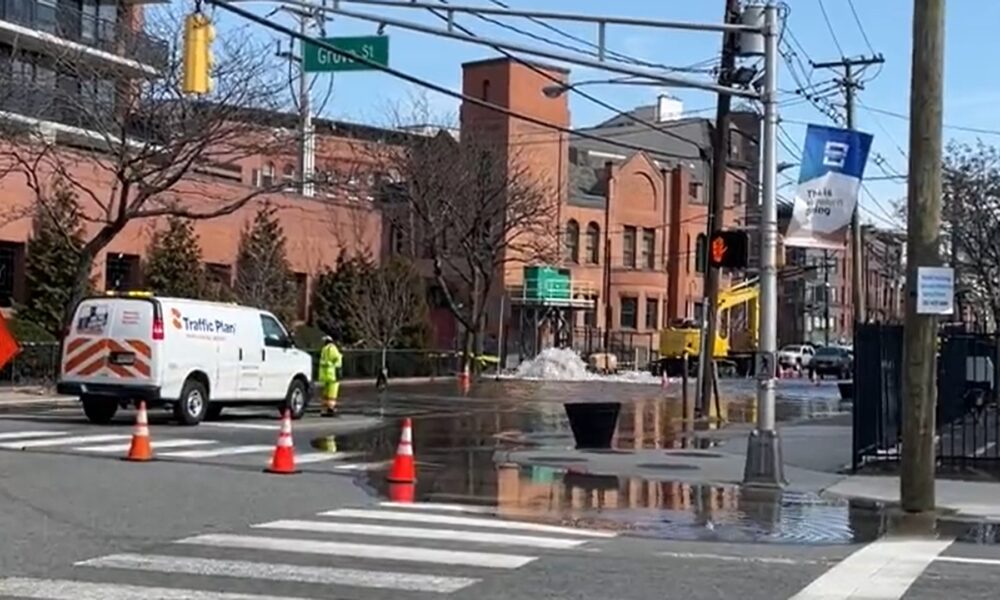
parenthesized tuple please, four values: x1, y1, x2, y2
(563, 401, 621, 449)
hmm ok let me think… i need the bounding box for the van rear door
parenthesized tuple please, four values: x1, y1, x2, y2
(62, 298, 159, 385)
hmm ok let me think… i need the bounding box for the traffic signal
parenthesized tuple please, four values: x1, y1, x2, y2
(182, 12, 215, 95)
(708, 230, 749, 269)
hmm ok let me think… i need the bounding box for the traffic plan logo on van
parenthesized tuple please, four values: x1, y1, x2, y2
(171, 309, 236, 335)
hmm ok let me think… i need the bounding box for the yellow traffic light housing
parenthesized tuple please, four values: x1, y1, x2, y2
(182, 12, 215, 95)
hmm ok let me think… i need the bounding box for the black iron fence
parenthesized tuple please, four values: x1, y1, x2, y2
(0, 343, 461, 388)
(853, 324, 1000, 470)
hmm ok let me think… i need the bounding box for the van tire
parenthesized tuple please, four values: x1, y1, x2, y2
(175, 379, 209, 425)
(283, 379, 308, 420)
(82, 396, 117, 424)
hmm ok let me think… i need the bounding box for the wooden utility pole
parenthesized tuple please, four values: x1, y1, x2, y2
(901, 0, 945, 513)
(812, 54, 884, 337)
(698, 0, 740, 415)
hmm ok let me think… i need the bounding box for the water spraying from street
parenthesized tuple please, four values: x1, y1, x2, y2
(510, 348, 663, 385)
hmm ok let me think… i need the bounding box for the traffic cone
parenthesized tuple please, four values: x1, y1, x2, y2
(123, 400, 153, 462)
(457, 367, 471, 394)
(661, 370, 669, 389)
(265, 410, 299, 474)
(387, 417, 416, 483)
(388, 482, 415, 503)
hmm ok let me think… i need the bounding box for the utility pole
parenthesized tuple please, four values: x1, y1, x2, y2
(698, 0, 741, 416)
(603, 161, 613, 354)
(278, 7, 322, 197)
(812, 55, 884, 339)
(901, 0, 944, 513)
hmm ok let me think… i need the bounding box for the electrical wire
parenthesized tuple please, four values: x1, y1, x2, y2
(482, 0, 719, 74)
(846, 0, 876, 54)
(816, 0, 845, 58)
(862, 103, 1000, 138)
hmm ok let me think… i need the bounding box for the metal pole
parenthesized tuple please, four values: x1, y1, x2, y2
(603, 161, 612, 353)
(298, 14, 315, 197)
(495, 294, 505, 380)
(823, 249, 831, 345)
(743, 2, 784, 487)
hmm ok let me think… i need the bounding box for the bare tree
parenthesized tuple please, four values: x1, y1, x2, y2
(344, 257, 427, 382)
(366, 105, 558, 373)
(942, 141, 1000, 329)
(0, 9, 293, 325)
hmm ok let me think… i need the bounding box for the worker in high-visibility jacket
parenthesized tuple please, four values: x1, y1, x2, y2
(318, 335, 343, 417)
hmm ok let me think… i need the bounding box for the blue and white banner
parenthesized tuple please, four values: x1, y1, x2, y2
(784, 124, 874, 249)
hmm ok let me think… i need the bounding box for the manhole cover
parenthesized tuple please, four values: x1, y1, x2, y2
(637, 463, 700, 471)
(665, 451, 725, 458)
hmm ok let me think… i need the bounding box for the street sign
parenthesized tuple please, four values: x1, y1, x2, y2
(708, 230, 749, 269)
(303, 35, 389, 73)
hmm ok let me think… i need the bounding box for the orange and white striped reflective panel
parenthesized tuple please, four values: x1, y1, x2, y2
(62, 337, 153, 380)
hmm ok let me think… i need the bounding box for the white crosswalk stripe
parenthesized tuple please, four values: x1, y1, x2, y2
(0, 433, 131, 449)
(74, 439, 217, 453)
(77, 553, 480, 593)
(0, 430, 67, 441)
(159, 445, 274, 458)
(9, 502, 614, 598)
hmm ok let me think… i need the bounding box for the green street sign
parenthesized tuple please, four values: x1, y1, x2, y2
(303, 35, 389, 73)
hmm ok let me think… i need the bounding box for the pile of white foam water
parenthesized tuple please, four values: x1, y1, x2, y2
(511, 347, 663, 384)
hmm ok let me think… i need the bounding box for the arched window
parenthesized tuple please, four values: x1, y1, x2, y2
(564, 220, 580, 263)
(585, 222, 600, 264)
(695, 233, 707, 274)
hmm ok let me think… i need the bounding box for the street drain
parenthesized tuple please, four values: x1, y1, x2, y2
(637, 463, 699, 471)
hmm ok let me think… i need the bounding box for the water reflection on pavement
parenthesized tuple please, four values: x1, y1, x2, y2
(318, 378, 996, 545)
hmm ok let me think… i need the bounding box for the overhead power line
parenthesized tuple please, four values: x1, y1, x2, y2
(846, 0, 876, 55)
(816, 0, 845, 58)
(861, 103, 1000, 137)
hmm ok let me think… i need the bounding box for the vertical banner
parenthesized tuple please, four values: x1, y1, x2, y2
(784, 124, 874, 249)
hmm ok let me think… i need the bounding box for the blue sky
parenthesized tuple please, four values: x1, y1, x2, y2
(215, 1, 1000, 230)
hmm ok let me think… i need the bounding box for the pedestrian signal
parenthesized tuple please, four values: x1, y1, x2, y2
(708, 230, 749, 269)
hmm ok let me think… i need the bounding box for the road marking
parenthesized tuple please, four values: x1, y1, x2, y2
(937, 556, 1000, 566)
(0, 434, 130, 449)
(0, 431, 66, 441)
(658, 551, 832, 565)
(380, 501, 496, 514)
(160, 445, 273, 458)
(255, 519, 587, 549)
(0, 577, 308, 600)
(74, 439, 217, 453)
(199, 422, 277, 431)
(78, 553, 479, 593)
(318, 508, 617, 538)
(178, 534, 536, 569)
(332, 460, 392, 472)
(789, 537, 953, 599)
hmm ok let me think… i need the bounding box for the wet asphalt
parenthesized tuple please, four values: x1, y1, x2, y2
(1, 379, 1000, 598)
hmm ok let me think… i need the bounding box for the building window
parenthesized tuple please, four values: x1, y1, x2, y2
(260, 163, 275, 188)
(695, 234, 707, 274)
(564, 220, 580, 263)
(688, 181, 701, 202)
(622, 226, 636, 268)
(733, 182, 743, 206)
(686, 234, 691, 273)
(620, 296, 638, 329)
(282, 164, 296, 191)
(481, 79, 491, 101)
(583, 307, 596, 327)
(0, 242, 23, 308)
(645, 297, 659, 330)
(389, 224, 404, 255)
(641, 228, 655, 269)
(105, 254, 140, 291)
(585, 222, 600, 264)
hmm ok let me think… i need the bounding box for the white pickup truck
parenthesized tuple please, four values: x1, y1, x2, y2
(777, 344, 815, 370)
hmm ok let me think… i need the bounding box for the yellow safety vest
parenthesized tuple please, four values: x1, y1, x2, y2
(319, 343, 342, 383)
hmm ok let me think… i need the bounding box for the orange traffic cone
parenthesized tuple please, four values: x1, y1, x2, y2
(123, 400, 153, 462)
(457, 368, 471, 394)
(388, 482, 415, 503)
(387, 418, 416, 483)
(265, 410, 299, 474)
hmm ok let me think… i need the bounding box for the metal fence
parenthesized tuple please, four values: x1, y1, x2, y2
(569, 328, 659, 370)
(853, 324, 1000, 470)
(0, 343, 461, 388)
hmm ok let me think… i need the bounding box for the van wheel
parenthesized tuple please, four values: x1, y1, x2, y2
(175, 379, 209, 426)
(283, 379, 308, 420)
(82, 396, 117, 424)
(206, 405, 224, 421)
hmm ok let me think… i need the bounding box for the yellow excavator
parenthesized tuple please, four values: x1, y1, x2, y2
(657, 277, 760, 376)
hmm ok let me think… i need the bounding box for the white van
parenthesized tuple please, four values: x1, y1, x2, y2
(57, 292, 313, 425)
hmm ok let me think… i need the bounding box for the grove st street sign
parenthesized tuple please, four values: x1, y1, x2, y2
(303, 35, 389, 73)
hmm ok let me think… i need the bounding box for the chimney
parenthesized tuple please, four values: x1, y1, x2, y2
(656, 94, 684, 122)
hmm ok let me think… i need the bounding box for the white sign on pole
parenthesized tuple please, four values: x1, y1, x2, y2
(916, 266, 954, 315)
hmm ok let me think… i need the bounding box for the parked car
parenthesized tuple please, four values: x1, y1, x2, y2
(778, 344, 815, 369)
(809, 346, 854, 380)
